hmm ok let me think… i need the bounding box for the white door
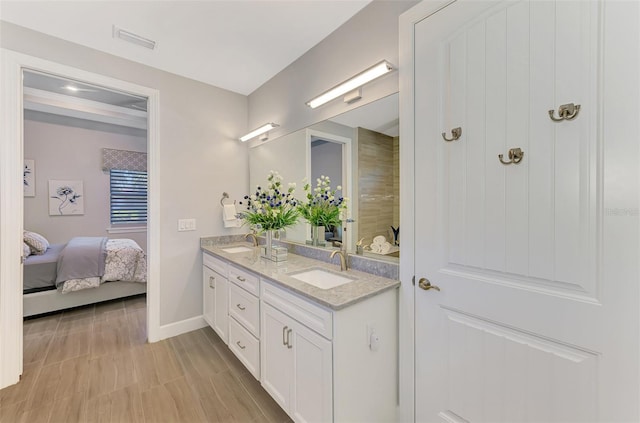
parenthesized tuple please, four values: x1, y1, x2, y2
(290, 319, 332, 423)
(261, 303, 293, 412)
(412, 0, 639, 421)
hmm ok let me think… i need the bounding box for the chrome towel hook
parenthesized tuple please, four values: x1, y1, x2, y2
(549, 103, 580, 122)
(442, 127, 462, 142)
(498, 148, 524, 165)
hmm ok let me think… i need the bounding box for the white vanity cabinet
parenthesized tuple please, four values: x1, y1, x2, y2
(202, 248, 399, 422)
(261, 279, 398, 423)
(261, 289, 333, 423)
(227, 263, 261, 380)
(202, 252, 228, 344)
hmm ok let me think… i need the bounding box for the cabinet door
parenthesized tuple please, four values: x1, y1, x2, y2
(202, 265, 216, 328)
(261, 303, 292, 413)
(213, 276, 229, 344)
(290, 320, 332, 423)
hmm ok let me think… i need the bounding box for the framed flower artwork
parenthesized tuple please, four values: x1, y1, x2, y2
(24, 159, 35, 197)
(48, 180, 84, 215)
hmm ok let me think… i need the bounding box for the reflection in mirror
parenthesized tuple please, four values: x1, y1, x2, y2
(310, 137, 344, 245)
(248, 93, 399, 260)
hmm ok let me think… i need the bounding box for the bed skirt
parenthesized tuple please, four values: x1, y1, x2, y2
(23, 281, 146, 317)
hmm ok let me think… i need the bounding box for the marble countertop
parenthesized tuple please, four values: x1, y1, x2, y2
(201, 243, 400, 311)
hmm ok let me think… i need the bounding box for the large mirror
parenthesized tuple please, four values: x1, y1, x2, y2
(248, 92, 399, 260)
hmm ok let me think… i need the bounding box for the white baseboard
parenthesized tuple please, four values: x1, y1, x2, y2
(158, 315, 207, 340)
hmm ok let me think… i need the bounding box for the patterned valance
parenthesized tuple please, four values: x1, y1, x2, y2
(102, 148, 147, 172)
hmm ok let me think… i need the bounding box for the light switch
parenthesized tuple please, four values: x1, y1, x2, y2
(178, 218, 196, 231)
(369, 332, 380, 351)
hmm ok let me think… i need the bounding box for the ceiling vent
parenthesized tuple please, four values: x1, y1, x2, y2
(112, 25, 156, 50)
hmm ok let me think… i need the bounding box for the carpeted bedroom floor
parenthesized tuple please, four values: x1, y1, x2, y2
(0, 296, 292, 423)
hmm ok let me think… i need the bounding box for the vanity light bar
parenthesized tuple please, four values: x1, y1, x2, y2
(239, 123, 279, 142)
(306, 60, 394, 109)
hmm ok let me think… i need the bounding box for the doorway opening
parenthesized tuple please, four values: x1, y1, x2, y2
(0, 50, 160, 389)
(22, 68, 149, 327)
(306, 129, 352, 252)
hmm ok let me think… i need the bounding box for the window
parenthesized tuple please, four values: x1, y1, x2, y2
(110, 169, 147, 225)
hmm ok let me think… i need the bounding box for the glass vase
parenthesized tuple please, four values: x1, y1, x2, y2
(261, 229, 287, 261)
(311, 225, 325, 247)
(261, 230, 274, 260)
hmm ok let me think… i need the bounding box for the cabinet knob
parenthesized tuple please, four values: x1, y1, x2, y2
(236, 276, 246, 282)
(282, 326, 288, 346)
(236, 341, 246, 350)
(287, 328, 293, 349)
(236, 303, 246, 311)
(209, 276, 215, 289)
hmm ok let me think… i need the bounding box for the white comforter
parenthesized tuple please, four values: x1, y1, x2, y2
(61, 239, 147, 293)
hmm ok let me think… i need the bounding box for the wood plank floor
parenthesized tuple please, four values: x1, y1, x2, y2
(0, 296, 292, 423)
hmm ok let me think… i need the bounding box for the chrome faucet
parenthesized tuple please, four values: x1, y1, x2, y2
(245, 233, 258, 247)
(330, 250, 348, 271)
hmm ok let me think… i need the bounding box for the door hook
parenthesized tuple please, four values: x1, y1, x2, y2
(442, 127, 462, 142)
(498, 148, 524, 165)
(549, 103, 580, 122)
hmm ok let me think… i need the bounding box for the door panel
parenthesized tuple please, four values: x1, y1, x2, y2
(412, 0, 638, 421)
(442, 309, 597, 422)
(483, 7, 507, 274)
(214, 276, 228, 343)
(203, 266, 215, 327)
(438, 0, 597, 300)
(290, 321, 332, 423)
(260, 303, 291, 411)
(528, 0, 556, 282)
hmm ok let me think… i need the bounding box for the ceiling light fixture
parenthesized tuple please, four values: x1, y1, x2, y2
(240, 123, 279, 142)
(113, 25, 156, 50)
(306, 60, 394, 109)
(63, 85, 79, 92)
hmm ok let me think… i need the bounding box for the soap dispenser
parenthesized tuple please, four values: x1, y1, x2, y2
(355, 238, 365, 255)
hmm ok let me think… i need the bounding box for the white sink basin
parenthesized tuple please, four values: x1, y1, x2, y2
(289, 268, 355, 290)
(221, 246, 253, 253)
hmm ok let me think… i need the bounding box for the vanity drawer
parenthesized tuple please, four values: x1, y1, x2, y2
(203, 252, 228, 278)
(228, 282, 260, 337)
(261, 279, 333, 340)
(228, 264, 259, 296)
(228, 317, 260, 380)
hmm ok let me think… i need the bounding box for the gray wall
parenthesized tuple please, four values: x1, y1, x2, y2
(357, 127, 396, 245)
(247, 0, 418, 144)
(23, 118, 148, 251)
(1, 21, 248, 327)
(311, 141, 342, 190)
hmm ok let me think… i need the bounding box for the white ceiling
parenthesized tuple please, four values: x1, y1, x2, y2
(0, 0, 371, 96)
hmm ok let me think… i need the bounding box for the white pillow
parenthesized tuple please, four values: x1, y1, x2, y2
(24, 231, 49, 255)
(23, 242, 31, 258)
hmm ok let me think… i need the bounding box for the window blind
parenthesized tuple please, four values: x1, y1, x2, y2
(110, 169, 148, 224)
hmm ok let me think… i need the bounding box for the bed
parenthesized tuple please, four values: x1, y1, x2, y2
(23, 236, 147, 317)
